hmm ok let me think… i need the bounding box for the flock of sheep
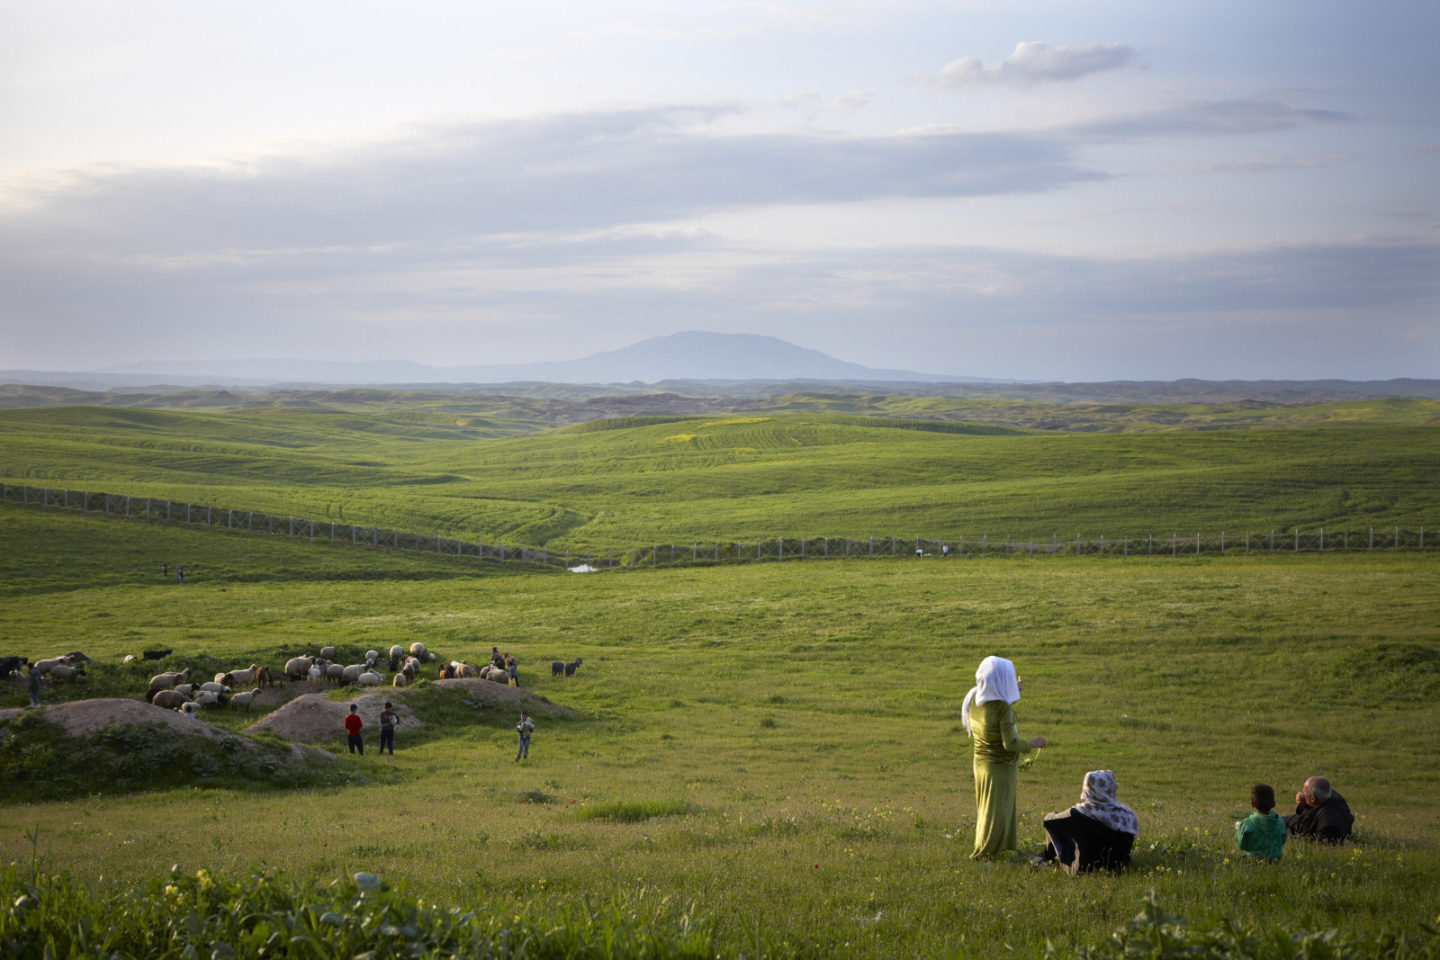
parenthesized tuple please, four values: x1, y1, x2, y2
(8, 642, 587, 719)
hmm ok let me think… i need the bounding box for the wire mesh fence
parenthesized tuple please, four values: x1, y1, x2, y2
(3, 482, 1433, 572)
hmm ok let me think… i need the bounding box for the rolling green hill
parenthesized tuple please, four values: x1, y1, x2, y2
(2, 400, 1438, 552)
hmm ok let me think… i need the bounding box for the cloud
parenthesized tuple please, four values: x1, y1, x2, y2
(1071, 100, 1348, 139)
(780, 91, 873, 121)
(0, 105, 1099, 262)
(935, 42, 1138, 89)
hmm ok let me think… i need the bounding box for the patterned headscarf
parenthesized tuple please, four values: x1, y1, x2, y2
(1075, 770, 1138, 836)
(961, 656, 1021, 737)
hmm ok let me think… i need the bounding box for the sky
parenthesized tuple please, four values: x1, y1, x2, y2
(2, 0, 1437, 381)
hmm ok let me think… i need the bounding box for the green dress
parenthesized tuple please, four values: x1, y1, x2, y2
(969, 699, 1034, 859)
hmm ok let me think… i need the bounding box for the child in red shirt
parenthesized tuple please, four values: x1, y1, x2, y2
(344, 704, 364, 755)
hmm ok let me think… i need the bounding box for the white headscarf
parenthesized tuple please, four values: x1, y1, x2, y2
(961, 655, 1021, 737)
(1074, 769, 1138, 836)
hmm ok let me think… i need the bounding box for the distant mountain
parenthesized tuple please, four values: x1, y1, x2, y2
(25, 332, 958, 387)
(439, 332, 952, 384)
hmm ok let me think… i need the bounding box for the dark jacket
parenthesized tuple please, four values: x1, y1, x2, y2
(1287, 791, 1353, 842)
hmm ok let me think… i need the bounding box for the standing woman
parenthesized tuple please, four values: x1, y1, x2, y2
(963, 655, 1046, 859)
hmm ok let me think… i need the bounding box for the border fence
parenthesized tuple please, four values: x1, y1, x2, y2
(2, 482, 1433, 572)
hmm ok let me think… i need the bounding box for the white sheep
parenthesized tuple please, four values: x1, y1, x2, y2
(409, 641, 427, 657)
(365, 649, 379, 662)
(391, 673, 408, 688)
(35, 656, 74, 675)
(228, 687, 264, 711)
(198, 681, 231, 695)
(146, 669, 190, 701)
(309, 663, 326, 682)
(389, 644, 405, 661)
(48, 663, 86, 682)
(284, 657, 314, 680)
(356, 671, 384, 687)
(341, 663, 367, 684)
(193, 689, 226, 707)
(152, 689, 189, 710)
(173, 683, 195, 698)
(219, 664, 262, 686)
(122, 654, 136, 663)
(319, 645, 337, 660)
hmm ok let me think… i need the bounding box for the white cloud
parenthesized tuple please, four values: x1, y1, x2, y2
(935, 41, 1138, 89)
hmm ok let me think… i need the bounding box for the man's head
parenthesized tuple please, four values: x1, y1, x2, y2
(1251, 783, 1275, 813)
(1303, 776, 1333, 804)
(384, 701, 392, 710)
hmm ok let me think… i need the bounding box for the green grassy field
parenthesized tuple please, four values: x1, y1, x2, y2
(2, 505, 1438, 958)
(2, 400, 1438, 553)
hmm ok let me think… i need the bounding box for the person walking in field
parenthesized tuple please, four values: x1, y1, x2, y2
(27, 663, 42, 708)
(344, 703, 364, 755)
(516, 711, 534, 761)
(378, 701, 400, 755)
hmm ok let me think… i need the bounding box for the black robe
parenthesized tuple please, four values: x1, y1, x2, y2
(1042, 808, 1134, 874)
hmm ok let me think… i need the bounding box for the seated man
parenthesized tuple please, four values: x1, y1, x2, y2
(1039, 770, 1137, 874)
(1283, 776, 1353, 843)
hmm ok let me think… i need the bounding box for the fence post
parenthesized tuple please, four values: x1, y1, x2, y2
(1395, 527, 1399, 550)
(1295, 529, 1299, 552)
(1320, 528, 1324, 551)
(1269, 530, 1274, 553)
(779, 538, 784, 561)
(870, 537, 874, 558)
(1172, 534, 1177, 558)
(1196, 533, 1200, 556)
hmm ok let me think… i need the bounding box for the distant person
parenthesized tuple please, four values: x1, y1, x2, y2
(344, 703, 364, 755)
(506, 653, 517, 685)
(516, 711, 534, 761)
(162, 562, 169, 577)
(942, 544, 950, 557)
(378, 701, 400, 755)
(963, 655, 1045, 859)
(27, 664, 42, 708)
(1235, 783, 1287, 862)
(1284, 776, 1353, 842)
(180, 703, 198, 720)
(176, 566, 185, 584)
(1038, 770, 1137, 874)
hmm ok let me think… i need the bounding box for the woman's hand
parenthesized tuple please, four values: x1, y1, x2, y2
(1031, 736, 1047, 748)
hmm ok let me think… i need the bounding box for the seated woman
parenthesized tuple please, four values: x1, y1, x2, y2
(1040, 770, 1137, 874)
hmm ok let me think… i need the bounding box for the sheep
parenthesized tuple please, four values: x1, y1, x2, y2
(173, 683, 196, 699)
(341, 664, 367, 685)
(218, 664, 262, 686)
(34, 656, 75, 675)
(62, 651, 92, 663)
(122, 654, 136, 664)
(365, 649, 379, 663)
(320, 645, 337, 660)
(146, 668, 191, 701)
(458, 663, 487, 679)
(481, 664, 509, 684)
(151, 689, 189, 710)
(228, 687, 263, 711)
(198, 681, 231, 696)
(389, 643, 405, 661)
(391, 673, 408, 688)
(256, 665, 275, 688)
(193, 689, 226, 707)
(565, 658, 583, 677)
(324, 663, 345, 684)
(401, 656, 421, 681)
(409, 641, 427, 657)
(551, 660, 565, 677)
(356, 671, 384, 687)
(437, 662, 456, 679)
(284, 657, 315, 681)
(48, 664, 86, 682)
(142, 648, 173, 660)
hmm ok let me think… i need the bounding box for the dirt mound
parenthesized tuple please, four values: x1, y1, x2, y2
(245, 692, 421, 743)
(0, 699, 334, 766)
(243, 681, 566, 743)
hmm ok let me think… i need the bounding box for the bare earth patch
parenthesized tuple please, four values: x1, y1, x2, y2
(244, 692, 422, 743)
(0, 698, 334, 766)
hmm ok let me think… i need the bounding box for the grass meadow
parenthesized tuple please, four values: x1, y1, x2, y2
(2, 504, 1439, 957)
